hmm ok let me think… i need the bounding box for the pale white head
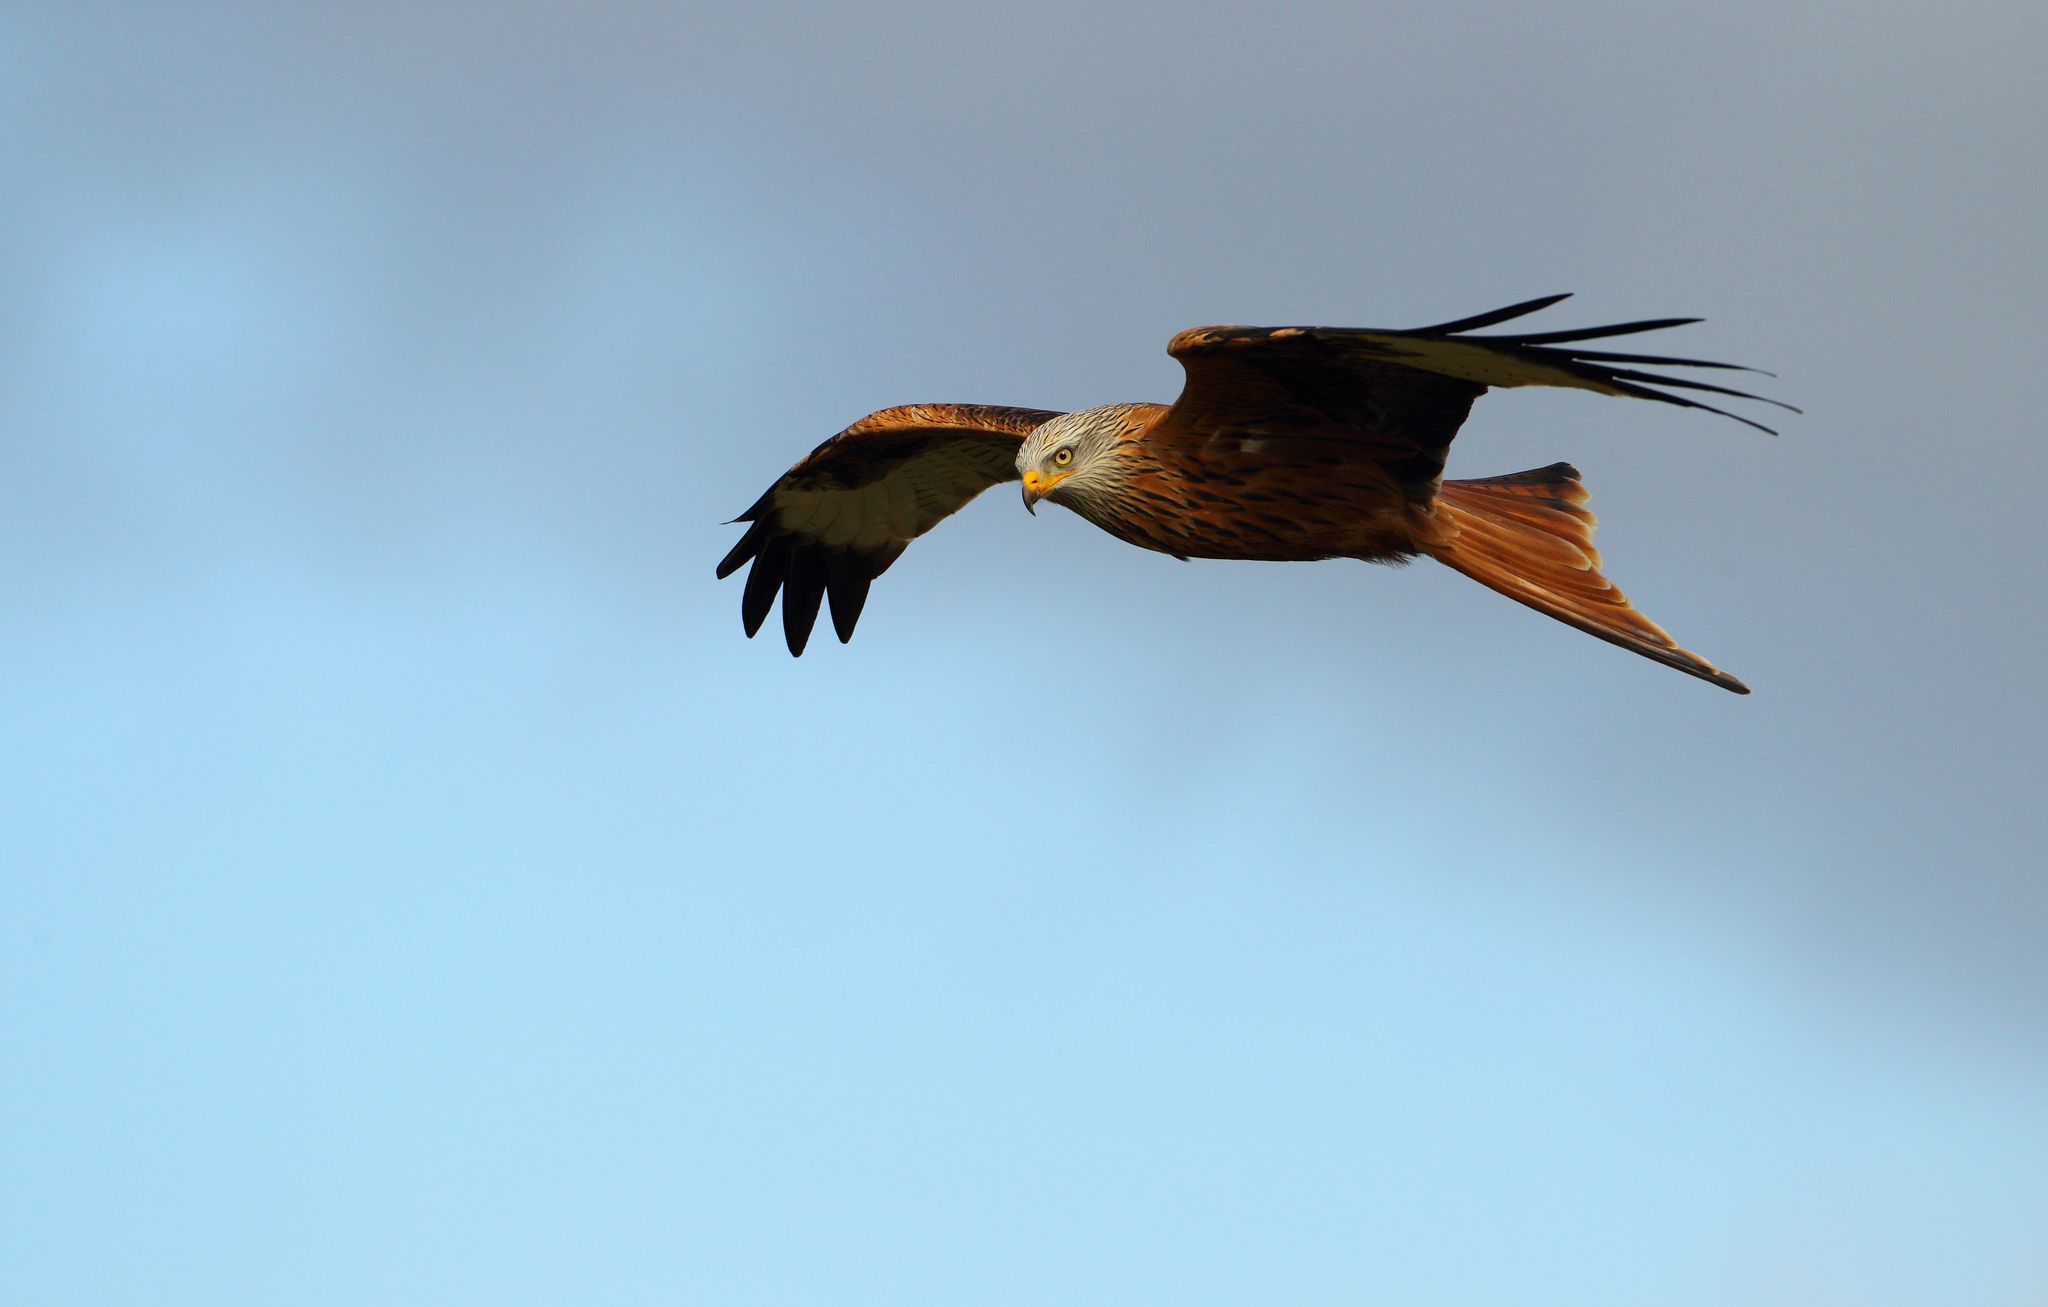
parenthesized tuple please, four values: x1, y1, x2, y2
(1016, 405, 1134, 515)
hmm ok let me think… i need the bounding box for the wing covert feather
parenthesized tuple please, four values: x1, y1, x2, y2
(1160, 326, 1486, 504)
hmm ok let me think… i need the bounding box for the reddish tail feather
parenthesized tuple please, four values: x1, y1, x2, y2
(1423, 463, 1748, 693)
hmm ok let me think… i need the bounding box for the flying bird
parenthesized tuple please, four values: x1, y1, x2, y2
(717, 295, 1790, 692)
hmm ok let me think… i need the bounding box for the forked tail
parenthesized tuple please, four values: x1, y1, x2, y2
(1422, 463, 1748, 693)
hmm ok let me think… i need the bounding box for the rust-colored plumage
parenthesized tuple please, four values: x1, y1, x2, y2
(717, 295, 1791, 691)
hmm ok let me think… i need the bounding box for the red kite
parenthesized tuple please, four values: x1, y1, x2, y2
(717, 295, 1789, 692)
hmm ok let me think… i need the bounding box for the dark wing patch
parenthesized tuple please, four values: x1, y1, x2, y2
(1161, 328, 1489, 504)
(1171, 294, 1794, 475)
(717, 404, 1062, 654)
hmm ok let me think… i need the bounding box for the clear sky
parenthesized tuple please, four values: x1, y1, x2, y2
(3, 3, 2046, 1303)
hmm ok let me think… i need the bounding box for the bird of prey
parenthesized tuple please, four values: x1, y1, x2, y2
(717, 294, 1790, 693)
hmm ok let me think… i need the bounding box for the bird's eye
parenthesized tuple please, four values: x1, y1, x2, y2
(1053, 447, 1073, 466)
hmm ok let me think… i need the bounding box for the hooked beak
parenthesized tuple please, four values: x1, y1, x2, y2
(1020, 468, 1066, 514)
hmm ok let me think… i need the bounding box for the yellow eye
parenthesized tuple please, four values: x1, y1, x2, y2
(1053, 447, 1073, 466)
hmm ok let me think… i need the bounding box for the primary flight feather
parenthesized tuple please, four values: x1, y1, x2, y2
(716, 295, 1791, 692)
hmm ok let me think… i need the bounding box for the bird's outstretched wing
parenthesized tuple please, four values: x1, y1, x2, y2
(1161, 293, 1795, 502)
(717, 404, 1062, 654)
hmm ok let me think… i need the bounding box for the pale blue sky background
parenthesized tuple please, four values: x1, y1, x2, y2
(3, 3, 2047, 1303)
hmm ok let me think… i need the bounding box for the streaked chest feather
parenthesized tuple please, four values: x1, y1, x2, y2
(1071, 433, 1428, 562)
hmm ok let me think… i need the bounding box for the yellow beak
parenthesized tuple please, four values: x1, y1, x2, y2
(1020, 467, 1070, 513)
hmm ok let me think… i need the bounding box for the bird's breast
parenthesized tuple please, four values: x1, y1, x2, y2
(1082, 437, 1425, 563)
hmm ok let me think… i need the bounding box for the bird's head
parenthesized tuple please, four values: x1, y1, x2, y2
(1017, 406, 1131, 514)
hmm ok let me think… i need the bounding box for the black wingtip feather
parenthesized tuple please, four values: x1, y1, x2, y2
(1489, 317, 1703, 345)
(1599, 379, 1783, 435)
(1411, 293, 1574, 336)
(1552, 348, 1775, 376)
(1598, 367, 1803, 414)
(1415, 303, 1794, 432)
(740, 537, 790, 638)
(782, 546, 828, 656)
(717, 520, 769, 579)
(826, 553, 871, 644)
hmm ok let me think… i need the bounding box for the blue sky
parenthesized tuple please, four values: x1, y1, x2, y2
(3, 3, 2047, 1303)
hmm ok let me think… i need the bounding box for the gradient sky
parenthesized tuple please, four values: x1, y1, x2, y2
(3, 3, 2047, 1304)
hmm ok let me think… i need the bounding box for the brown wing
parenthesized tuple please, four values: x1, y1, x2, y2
(717, 403, 1062, 654)
(1160, 293, 1795, 503)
